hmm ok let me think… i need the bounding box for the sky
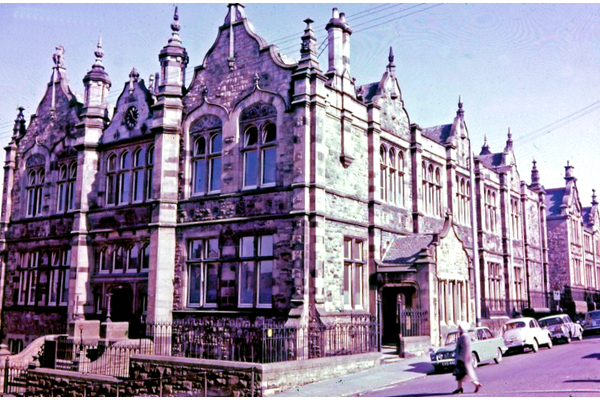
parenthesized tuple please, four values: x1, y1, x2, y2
(1, 3, 600, 203)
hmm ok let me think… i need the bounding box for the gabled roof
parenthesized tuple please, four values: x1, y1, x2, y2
(357, 82, 379, 103)
(478, 152, 505, 169)
(583, 207, 592, 224)
(421, 124, 452, 145)
(381, 234, 433, 265)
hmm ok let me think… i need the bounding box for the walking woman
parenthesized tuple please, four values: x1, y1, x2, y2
(452, 322, 483, 394)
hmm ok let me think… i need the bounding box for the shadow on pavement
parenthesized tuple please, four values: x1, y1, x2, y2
(390, 392, 455, 397)
(581, 353, 600, 359)
(564, 379, 600, 383)
(404, 362, 434, 375)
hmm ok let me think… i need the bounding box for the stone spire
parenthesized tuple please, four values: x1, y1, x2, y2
(83, 37, 111, 109)
(12, 107, 26, 139)
(457, 95, 464, 119)
(299, 18, 320, 69)
(531, 158, 540, 186)
(480, 134, 491, 155)
(387, 47, 396, 74)
(158, 6, 188, 93)
(504, 127, 513, 151)
(565, 160, 576, 182)
(593, 189, 598, 206)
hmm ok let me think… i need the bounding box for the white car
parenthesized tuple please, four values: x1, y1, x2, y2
(502, 317, 553, 353)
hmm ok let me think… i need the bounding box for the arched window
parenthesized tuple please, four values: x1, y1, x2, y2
(133, 148, 145, 202)
(26, 168, 44, 217)
(428, 165, 435, 214)
(106, 154, 117, 205)
(398, 151, 405, 206)
(140, 244, 150, 270)
(209, 133, 222, 192)
(189, 115, 222, 196)
(58, 162, 77, 212)
(434, 167, 442, 216)
(112, 246, 124, 272)
(421, 162, 428, 212)
(380, 146, 387, 200)
(388, 149, 396, 204)
(97, 248, 109, 273)
(118, 152, 132, 204)
(127, 244, 139, 272)
(240, 103, 278, 190)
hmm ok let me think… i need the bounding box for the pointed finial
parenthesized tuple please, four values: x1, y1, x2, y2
(593, 189, 598, 206)
(52, 45, 65, 68)
(171, 6, 181, 33)
(93, 35, 104, 66)
(531, 157, 540, 186)
(389, 47, 395, 64)
(13, 106, 26, 137)
(484, 134, 488, 145)
(129, 68, 139, 93)
(457, 95, 464, 118)
(304, 18, 314, 30)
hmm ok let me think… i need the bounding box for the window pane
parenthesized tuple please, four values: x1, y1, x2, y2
(189, 240, 203, 260)
(107, 175, 115, 204)
(239, 261, 255, 305)
(343, 263, 351, 305)
(193, 159, 206, 193)
(68, 182, 75, 210)
(259, 235, 273, 257)
(259, 260, 273, 305)
(263, 123, 276, 143)
(211, 133, 222, 153)
(121, 152, 132, 169)
(134, 149, 145, 167)
(134, 170, 145, 201)
(354, 241, 363, 261)
(60, 269, 69, 305)
(108, 155, 116, 171)
(195, 137, 206, 156)
(120, 172, 131, 203)
(188, 265, 202, 305)
(262, 147, 276, 185)
(206, 263, 219, 304)
(344, 239, 351, 259)
(207, 238, 219, 259)
(244, 150, 257, 187)
(241, 237, 255, 257)
(57, 183, 66, 212)
(210, 157, 221, 191)
(128, 246, 139, 270)
(353, 264, 363, 307)
(141, 245, 150, 269)
(146, 168, 153, 199)
(113, 248, 123, 270)
(49, 269, 59, 305)
(245, 126, 258, 146)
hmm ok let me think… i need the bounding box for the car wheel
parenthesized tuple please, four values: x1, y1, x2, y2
(566, 335, 571, 344)
(576, 331, 583, 341)
(531, 340, 539, 353)
(471, 352, 478, 369)
(494, 348, 502, 364)
(546, 336, 553, 349)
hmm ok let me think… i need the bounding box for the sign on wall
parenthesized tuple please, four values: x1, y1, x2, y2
(436, 227, 469, 281)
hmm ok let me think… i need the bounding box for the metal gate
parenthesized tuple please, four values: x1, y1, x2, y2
(398, 308, 427, 337)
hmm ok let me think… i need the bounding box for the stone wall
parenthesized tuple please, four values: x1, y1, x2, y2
(24, 368, 122, 397)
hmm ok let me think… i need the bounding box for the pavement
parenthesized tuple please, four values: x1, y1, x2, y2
(273, 352, 434, 397)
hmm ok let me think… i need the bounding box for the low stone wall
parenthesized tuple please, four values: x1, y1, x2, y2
(25, 368, 121, 397)
(129, 355, 261, 397)
(401, 336, 431, 358)
(261, 352, 381, 396)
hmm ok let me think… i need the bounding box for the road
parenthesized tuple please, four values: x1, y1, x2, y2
(361, 335, 600, 397)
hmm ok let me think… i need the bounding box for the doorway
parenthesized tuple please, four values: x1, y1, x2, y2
(381, 286, 416, 345)
(109, 287, 133, 323)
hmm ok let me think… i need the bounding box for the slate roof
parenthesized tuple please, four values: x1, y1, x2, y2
(545, 188, 567, 217)
(583, 207, 591, 224)
(357, 82, 380, 103)
(478, 152, 504, 169)
(381, 234, 433, 265)
(421, 124, 452, 145)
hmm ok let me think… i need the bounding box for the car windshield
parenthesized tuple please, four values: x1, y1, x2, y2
(539, 317, 562, 327)
(503, 321, 526, 331)
(585, 311, 600, 320)
(445, 332, 459, 345)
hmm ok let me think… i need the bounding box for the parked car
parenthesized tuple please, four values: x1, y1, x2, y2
(430, 326, 507, 373)
(581, 310, 600, 336)
(502, 317, 553, 353)
(538, 314, 583, 343)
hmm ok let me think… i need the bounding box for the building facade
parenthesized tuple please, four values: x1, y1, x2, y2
(545, 163, 600, 316)
(0, 4, 551, 352)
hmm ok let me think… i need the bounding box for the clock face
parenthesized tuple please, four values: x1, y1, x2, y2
(124, 106, 139, 130)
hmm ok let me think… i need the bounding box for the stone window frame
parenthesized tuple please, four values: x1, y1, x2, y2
(438, 279, 467, 325)
(17, 251, 39, 306)
(455, 175, 471, 226)
(484, 187, 498, 233)
(513, 264, 525, 304)
(190, 132, 222, 195)
(380, 144, 406, 207)
(25, 167, 45, 217)
(105, 147, 153, 207)
(421, 160, 442, 216)
(96, 243, 149, 275)
(240, 103, 278, 190)
(186, 238, 220, 308)
(56, 162, 77, 213)
(487, 261, 503, 311)
(343, 237, 365, 311)
(238, 234, 275, 309)
(510, 197, 521, 239)
(585, 261, 594, 289)
(48, 249, 70, 307)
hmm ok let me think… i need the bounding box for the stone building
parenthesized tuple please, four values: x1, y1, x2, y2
(0, 4, 550, 353)
(545, 163, 600, 316)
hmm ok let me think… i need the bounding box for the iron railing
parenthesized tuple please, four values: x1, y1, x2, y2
(398, 309, 427, 337)
(2, 359, 29, 396)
